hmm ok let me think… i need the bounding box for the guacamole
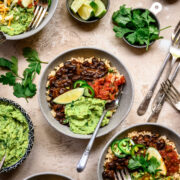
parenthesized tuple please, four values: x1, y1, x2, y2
(0, 7, 34, 36)
(0, 103, 29, 168)
(65, 97, 112, 135)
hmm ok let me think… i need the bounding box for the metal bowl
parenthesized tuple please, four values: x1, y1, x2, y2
(2, 0, 58, 41)
(66, 0, 110, 23)
(122, 8, 160, 49)
(24, 172, 73, 180)
(0, 98, 34, 173)
(97, 123, 180, 180)
(38, 47, 134, 139)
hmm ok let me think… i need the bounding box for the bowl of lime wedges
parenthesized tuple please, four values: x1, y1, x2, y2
(66, 0, 109, 23)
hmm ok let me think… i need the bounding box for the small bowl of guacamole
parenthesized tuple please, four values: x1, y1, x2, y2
(0, 98, 34, 173)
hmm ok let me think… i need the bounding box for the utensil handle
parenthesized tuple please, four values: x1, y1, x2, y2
(149, 2, 162, 15)
(76, 110, 107, 173)
(0, 31, 6, 44)
(148, 62, 180, 122)
(137, 53, 171, 116)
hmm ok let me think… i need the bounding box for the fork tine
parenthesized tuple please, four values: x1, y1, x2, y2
(164, 81, 178, 101)
(115, 170, 121, 180)
(29, 6, 40, 28)
(174, 20, 180, 33)
(167, 80, 180, 97)
(172, 27, 180, 44)
(166, 80, 180, 101)
(31, 6, 43, 28)
(35, 7, 47, 28)
(124, 168, 131, 180)
(161, 83, 176, 104)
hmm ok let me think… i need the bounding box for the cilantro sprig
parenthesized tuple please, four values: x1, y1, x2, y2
(0, 47, 47, 101)
(128, 154, 161, 177)
(112, 5, 170, 50)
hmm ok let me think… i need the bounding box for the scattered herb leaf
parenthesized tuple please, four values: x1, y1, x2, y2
(0, 47, 47, 101)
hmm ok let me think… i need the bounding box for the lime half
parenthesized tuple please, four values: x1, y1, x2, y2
(146, 147, 167, 176)
(94, 0, 106, 18)
(71, 0, 84, 13)
(53, 88, 84, 104)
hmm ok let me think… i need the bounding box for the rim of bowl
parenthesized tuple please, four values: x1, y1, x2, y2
(66, 0, 110, 23)
(97, 123, 180, 180)
(4, 0, 58, 40)
(0, 97, 34, 173)
(38, 46, 134, 139)
(24, 172, 73, 180)
(122, 8, 160, 49)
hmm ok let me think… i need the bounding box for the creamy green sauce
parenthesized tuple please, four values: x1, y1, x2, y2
(65, 97, 112, 135)
(0, 103, 29, 168)
(0, 7, 34, 36)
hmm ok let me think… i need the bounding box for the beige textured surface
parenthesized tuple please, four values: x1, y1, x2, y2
(0, 0, 180, 180)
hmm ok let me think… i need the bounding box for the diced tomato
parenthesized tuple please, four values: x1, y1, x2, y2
(90, 74, 125, 101)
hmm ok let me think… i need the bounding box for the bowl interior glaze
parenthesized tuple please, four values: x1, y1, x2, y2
(38, 47, 134, 139)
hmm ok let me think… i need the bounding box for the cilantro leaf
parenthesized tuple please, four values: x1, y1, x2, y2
(113, 26, 133, 38)
(13, 83, 26, 98)
(128, 158, 142, 170)
(23, 47, 40, 63)
(147, 156, 161, 175)
(10, 56, 18, 76)
(0, 72, 16, 86)
(126, 32, 137, 44)
(0, 58, 13, 70)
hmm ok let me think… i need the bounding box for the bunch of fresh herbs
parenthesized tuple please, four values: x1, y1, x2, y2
(112, 5, 170, 50)
(0, 47, 47, 101)
(128, 154, 161, 178)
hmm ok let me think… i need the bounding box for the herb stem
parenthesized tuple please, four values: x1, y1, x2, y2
(160, 26, 171, 31)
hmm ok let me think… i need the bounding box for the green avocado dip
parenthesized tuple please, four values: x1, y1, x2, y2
(64, 96, 113, 135)
(0, 103, 29, 168)
(0, 7, 34, 36)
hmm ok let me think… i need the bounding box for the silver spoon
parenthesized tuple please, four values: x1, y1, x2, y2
(76, 85, 124, 172)
(0, 154, 6, 171)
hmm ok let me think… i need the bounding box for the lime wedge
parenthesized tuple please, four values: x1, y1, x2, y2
(71, 0, 84, 13)
(78, 4, 94, 20)
(53, 88, 84, 104)
(94, 0, 107, 18)
(146, 147, 167, 176)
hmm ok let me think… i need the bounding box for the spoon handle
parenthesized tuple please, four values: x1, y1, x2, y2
(76, 110, 107, 173)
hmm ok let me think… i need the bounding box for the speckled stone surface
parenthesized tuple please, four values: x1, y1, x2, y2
(0, 0, 180, 180)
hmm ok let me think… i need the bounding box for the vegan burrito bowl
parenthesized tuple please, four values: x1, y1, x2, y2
(102, 131, 180, 180)
(46, 57, 125, 135)
(0, 0, 51, 36)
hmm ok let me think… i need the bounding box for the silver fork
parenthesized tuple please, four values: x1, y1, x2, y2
(29, 0, 48, 29)
(137, 20, 180, 116)
(77, 85, 124, 172)
(115, 169, 131, 180)
(161, 79, 180, 111)
(148, 62, 180, 122)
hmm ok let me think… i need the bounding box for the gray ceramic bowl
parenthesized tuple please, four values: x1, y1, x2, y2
(2, 0, 58, 41)
(0, 98, 34, 173)
(122, 8, 160, 49)
(24, 172, 73, 180)
(66, 0, 109, 23)
(97, 123, 180, 180)
(38, 47, 134, 139)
